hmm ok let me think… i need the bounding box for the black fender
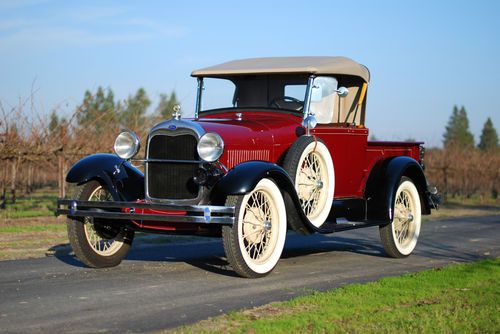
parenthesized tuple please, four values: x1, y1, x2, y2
(210, 161, 314, 234)
(365, 156, 430, 222)
(66, 153, 144, 201)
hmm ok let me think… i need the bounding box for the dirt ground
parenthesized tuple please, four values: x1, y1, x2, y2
(0, 216, 69, 260)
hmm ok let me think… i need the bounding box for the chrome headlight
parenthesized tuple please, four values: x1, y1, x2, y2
(197, 133, 224, 162)
(114, 130, 140, 159)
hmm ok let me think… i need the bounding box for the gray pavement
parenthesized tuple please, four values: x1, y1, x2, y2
(0, 215, 498, 333)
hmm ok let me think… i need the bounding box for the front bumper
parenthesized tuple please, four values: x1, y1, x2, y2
(56, 199, 235, 225)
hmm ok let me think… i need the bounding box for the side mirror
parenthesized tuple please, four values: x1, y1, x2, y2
(336, 87, 349, 97)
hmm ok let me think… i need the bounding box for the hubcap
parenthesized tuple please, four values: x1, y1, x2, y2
(263, 221, 272, 231)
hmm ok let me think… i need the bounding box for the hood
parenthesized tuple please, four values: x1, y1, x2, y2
(196, 111, 303, 168)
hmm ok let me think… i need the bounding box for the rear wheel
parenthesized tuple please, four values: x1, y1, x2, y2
(379, 177, 421, 258)
(222, 178, 287, 278)
(67, 180, 134, 268)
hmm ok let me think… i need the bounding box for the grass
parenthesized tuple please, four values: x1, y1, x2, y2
(0, 188, 58, 219)
(0, 223, 66, 233)
(171, 259, 500, 334)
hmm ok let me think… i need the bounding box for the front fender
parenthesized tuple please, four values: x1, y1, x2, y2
(66, 153, 144, 201)
(365, 156, 429, 222)
(210, 161, 314, 234)
(210, 161, 293, 197)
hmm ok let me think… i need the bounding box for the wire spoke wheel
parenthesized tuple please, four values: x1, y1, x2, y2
(379, 177, 421, 258)
(394, 190, 413, 245)
(241, 190, 276, 262)
(297, 151, 326, 218)
(83, 186, 125, 256)
(222, 178, 287, 278)
(283, 137, 335, 229)
(66, 180, 134, 268)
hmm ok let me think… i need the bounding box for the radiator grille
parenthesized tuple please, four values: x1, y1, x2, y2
(147, 134, 199, 199)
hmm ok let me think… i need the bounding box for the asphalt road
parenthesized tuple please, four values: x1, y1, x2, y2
(0, 215, 498, 333)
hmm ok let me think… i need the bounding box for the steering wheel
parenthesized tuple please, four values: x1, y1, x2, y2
(269, 96, 304, 111)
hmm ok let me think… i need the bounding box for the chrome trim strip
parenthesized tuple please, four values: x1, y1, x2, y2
(149, 118, 206, 138)
(135, 159, 203, 164)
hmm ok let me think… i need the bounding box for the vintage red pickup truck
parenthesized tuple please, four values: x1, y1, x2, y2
(56, 57, 439, 277)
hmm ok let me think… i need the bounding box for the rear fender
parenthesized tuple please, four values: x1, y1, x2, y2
(66, 153, 144, 201)
(365, 156, 430, 222)
(210, 161, 313, 234)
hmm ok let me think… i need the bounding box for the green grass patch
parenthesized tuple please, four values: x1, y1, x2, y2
(0, 223, 66, 233)
(1, 189, 58, 219)
(173, 259, 500, 334)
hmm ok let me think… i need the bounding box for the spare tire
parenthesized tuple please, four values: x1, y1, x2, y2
(282, 136, 335, 228)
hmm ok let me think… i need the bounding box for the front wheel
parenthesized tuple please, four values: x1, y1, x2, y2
(379, 176, 422, 258)
(222, 178, 287, 278)
(67, 180, 134, 268)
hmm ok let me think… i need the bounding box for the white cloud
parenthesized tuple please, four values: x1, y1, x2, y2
(0, 3, 187, 51)
(60, 5, 130, 22)
(0, 26, 153, 49)
(0, 18, 32, 31)
(0, 0, 49, 10)
(114, 18, 187, 38)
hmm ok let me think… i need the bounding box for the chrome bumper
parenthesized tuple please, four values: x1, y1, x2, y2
(56, 199, 235, 225)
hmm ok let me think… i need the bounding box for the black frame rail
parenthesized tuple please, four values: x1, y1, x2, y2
(56, 199, 235, 225)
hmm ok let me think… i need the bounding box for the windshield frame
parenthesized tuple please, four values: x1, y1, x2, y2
(194, 75, 319, 118)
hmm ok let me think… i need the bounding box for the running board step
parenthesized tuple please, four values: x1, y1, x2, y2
(317, 220, 385, 234)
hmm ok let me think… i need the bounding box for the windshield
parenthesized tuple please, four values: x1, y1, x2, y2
(199, 75, 310, 113)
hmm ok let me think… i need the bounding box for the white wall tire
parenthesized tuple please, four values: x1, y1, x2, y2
(283, 137, 335, 228)
(222, 178, 287, 278)
(379, 177, 422, 258)
(67, 181, 134, 268)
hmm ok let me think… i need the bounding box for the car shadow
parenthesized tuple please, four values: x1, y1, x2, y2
(51, 231, 388, 276)
(50, 224, 490, 277)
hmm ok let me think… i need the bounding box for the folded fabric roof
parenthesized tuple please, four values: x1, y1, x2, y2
(191, 56, 370, 82)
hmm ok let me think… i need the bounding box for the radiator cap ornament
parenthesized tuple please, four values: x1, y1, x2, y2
(173, 104, 181, 120)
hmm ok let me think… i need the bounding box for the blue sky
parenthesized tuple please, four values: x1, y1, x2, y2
(1, 0, 499, 147)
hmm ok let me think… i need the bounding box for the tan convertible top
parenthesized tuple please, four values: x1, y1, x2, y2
(191, 56, 370, 82)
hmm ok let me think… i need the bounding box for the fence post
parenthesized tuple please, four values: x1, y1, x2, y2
(58, 152, 66, 198)
(0, 163, 5, 209)
(10, 157, 19, 204)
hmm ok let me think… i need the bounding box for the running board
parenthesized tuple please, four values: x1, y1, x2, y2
(317, 220, 386, 234)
